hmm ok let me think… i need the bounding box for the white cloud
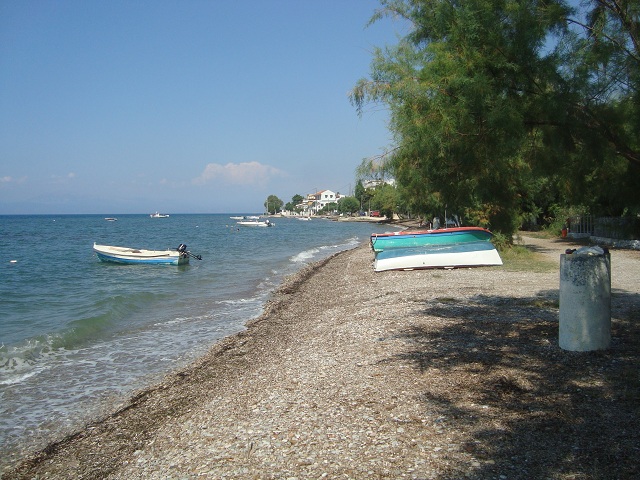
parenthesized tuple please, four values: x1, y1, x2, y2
(193, 161, 286, 186)
(50, 172, 77, 183)
(0, 175, 27, 186)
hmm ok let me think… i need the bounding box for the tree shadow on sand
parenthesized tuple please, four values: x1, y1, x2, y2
(386, 290, 640, 479)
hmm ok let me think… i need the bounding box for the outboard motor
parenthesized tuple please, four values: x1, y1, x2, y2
(177, 243, 202, 260)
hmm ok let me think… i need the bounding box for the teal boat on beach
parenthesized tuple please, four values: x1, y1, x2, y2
(370, 226, 493, 254)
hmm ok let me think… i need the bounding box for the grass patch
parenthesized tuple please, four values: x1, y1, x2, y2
(518, 230, 557, 240)
(497, 243, 558, 273)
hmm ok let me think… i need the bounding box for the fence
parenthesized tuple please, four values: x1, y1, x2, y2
(567, 215, 594, 237)
(568, 215, 640, 240)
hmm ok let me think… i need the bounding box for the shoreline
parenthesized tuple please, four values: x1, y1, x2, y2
(3, 236, 639, 479)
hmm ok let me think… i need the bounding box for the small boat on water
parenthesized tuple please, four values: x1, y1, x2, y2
(104, 217, 117, 221)
(373, 241, 502, 272)
(370, 226, 492, 253)
(237, 219, 274, 227)
(93, 243, 200, 265)
(150, 212, 169, 218)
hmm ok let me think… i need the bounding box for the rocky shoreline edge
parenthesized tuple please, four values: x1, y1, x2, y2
(3, 235, 639, 479)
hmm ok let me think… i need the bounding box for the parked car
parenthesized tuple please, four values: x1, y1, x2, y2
(370, 210, 381, 217)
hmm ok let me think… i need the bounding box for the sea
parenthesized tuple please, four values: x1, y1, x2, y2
(0, 213, 394, 467)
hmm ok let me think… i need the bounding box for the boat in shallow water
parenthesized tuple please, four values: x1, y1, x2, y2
(93, 243, 195, 265)
(370, 226, 492, 253)
(373, 241, 503, 272)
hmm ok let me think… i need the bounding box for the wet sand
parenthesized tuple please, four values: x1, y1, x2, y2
(3, 235, 640, 479)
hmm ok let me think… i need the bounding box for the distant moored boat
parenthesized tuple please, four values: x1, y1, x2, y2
(237, 219, 274, 227)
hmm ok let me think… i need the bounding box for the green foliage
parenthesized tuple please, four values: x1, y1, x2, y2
(352, 0, 640, 239)
(284, 201, 301, 213)
(491, 232, 513, 252)
(318, 202, 338, 215)
(354, 181, 366, 205)
(264, 195, 283, 214)
(498, 242, 558, 273)
(371, 184, 398, 218)
(284, 194, 305, 214)
(337, 196, 360, 214)
(541, 204, 590, 236)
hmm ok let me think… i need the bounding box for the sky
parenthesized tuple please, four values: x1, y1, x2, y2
(0, 0, 404, 214)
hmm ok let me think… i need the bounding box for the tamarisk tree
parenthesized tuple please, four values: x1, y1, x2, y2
(352, 0, 640, 238)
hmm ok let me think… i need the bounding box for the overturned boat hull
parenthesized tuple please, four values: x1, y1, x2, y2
(374, 241, 502, 272)
(370, 227, 492, 253)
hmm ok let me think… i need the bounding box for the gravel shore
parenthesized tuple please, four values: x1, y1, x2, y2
(4, 235, 639, 479)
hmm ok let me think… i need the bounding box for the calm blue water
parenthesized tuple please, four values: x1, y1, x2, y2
(0, 214, 393, 466)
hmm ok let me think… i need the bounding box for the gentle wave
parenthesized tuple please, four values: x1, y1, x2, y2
(0, 363, 49, 385)
(288, 236, 360, 264)
(1, 335, 69, 374)
(290, 248, 320, 263)
(0, 214, 390, 468)
(0, 291, 164, 378)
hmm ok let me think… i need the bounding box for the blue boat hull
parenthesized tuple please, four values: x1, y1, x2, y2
(371, 227, 492, 253)
(93, 244, 189, 265)
(95, 252, 186, 265)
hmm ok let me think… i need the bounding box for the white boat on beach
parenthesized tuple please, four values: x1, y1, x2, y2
(373, 241, 502, 272)
(93, 243, 200, 265)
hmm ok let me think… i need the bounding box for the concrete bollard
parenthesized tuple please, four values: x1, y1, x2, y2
(559, 250, 611, 351)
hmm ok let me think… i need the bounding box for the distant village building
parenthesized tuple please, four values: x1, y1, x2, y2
(296, 190, 343, 215)
(362, 178, 396, 189)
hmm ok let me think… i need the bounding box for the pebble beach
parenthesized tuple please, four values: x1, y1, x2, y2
(3, 234, 639, 479)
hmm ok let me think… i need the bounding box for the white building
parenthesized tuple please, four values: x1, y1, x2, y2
(362, 178, 395, 189)
(298, 190, 343, 215)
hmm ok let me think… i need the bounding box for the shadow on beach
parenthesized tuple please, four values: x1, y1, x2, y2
(386, 290, 640, 479)
(3, 238, 638, 479)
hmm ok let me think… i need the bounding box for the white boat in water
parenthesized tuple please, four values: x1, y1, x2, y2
(93, 243, 200, 265)
(150, 212, 169, 218)
(237, 219, 274, 227)
(373, 241, 502, 272)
